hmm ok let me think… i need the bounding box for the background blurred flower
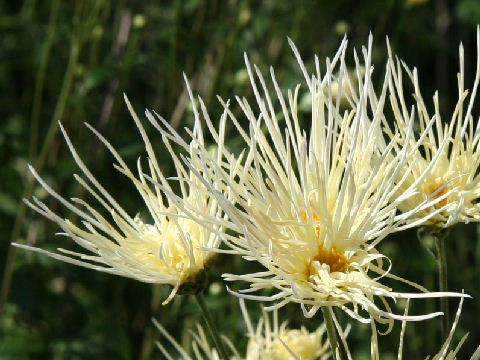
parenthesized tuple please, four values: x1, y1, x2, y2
(154, 299, 334, 360)
(385, 27, 480, 229)
(241, 300, 332, 360)
(154, 319, 233, 360)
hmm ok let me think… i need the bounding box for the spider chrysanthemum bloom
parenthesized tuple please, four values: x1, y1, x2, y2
(385, 27, 480, 228)
(154, 319, 236, 360)
(179, 36, 467, 325)
(241, 300, 331, 360)
(245, 325, 327, 360)
(153, 299, 333, 360)
(14, 96, 223, 304)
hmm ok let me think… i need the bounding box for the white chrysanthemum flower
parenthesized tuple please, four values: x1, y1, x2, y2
(385, 27, 480, 228)
(241, 300, 332, 360)
(154, 319, 235, 360)
(175, 36, 468, 325)
(153, 299, 334, 360)
(245, 326, 326, 360)
(14, 95, 223, 304)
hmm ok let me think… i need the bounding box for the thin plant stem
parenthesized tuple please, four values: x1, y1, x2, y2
(194, 292, 229, 360)
(0, 7, 83, 313)
(435, 231, 449, 340)
(29, 0, 61, 162)
(139, 285, 163, 360)
(322, 306, 344, 360)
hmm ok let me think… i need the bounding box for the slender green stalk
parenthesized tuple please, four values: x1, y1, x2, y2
(435, 232, 449, 340)
(322, 306, 344, 360)
(0, 7, 83, 313)
(194, 292, 229, 360)
(29, 0, 60, 162)
(417, 227, 450, 341)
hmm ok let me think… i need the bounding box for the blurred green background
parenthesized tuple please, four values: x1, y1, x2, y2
(1, 0, 480, 359)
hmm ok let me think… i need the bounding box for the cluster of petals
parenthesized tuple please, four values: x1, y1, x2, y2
(384, 27, 480, 228)
(154, 298, 479, 360)
(15, 96, 224, 304)
(154, 295, 480, 360)
(176, 34, 467, 326)
(154, 299, 333, 360)
(18, 28, 476, 328)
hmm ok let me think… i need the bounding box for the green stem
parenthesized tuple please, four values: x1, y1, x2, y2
(435, 232, 449, 340)
(194, 292, 229, 360)
(322, 306, 343, 360)
(29, 0, 60, 162)
(0, 16, 82, 314)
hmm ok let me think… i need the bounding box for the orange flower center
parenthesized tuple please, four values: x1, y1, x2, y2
(425, 183, 448, 209)
(305, 246, 349, 277)
(300, 210, 349, 276)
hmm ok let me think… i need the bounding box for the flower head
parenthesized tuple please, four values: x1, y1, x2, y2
(241, 300, 331, 360)
(15, 95, 222, 304)
(385, 27, 480, 229)
(177, 36, 467, 325)
(154, 298, 333, 360)
(154, 319, 231, 360)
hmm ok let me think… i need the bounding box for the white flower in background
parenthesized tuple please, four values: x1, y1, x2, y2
(241, 299, 332, 360)
(154, 319, 234, 360)
(153, 299, 335, 360)
(14, 95, 223, 304)
(385, 27, 480, 229)
(178, 35, 467, 326)
(154, 298, 479, 360)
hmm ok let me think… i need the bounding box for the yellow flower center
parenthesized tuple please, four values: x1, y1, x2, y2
(424, 182, 448, 209)
(300, 210, 349, 275)
(305, 246, 349, 276)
